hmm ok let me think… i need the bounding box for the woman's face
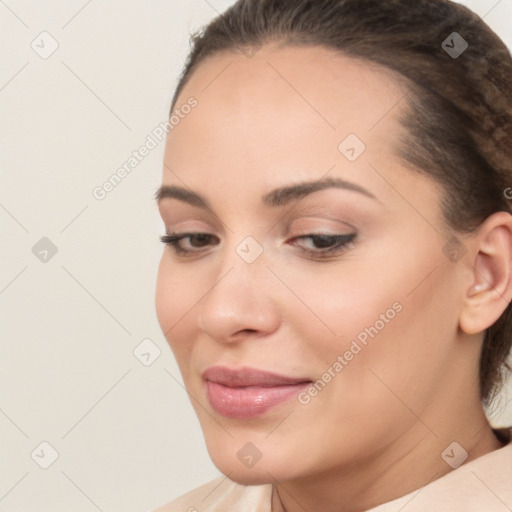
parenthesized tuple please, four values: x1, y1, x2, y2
(156, 45, 471, 483)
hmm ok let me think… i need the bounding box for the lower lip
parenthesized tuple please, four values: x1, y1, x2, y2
(206, 381, 309, 419)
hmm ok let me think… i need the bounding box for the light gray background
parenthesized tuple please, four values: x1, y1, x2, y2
(1, 1, 511, 511)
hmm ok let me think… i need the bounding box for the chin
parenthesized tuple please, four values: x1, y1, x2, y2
(207, 444, 302, 486)
(213, 461, 277, 486)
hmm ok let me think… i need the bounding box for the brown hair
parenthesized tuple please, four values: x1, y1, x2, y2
(170, 0, 512, 405)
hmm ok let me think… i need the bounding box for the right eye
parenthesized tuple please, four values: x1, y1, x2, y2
(160, 233, 220, 256)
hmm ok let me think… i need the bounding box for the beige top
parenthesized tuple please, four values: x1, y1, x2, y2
(153, 428, 512, 512)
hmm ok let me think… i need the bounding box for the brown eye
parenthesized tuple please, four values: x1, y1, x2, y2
(188, 233, 215, 247)
(290, 233, 356, 257)
(160, 233, 220, 255)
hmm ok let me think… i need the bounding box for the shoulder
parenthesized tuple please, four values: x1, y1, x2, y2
(151, 476, 272, 512)
(371, 427, 512, 512)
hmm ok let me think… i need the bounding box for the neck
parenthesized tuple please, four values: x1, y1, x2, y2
(272, 405, 503, 512)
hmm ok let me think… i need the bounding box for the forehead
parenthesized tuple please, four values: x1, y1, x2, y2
(162, 44, 432, 212)
(173, 44, 405, 132)
(167, 44, 407, 156)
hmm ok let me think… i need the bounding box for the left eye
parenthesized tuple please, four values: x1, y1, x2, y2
(290, 233, 356, 255)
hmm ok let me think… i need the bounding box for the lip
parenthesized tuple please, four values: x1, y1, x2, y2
(202, 366, 311, 419)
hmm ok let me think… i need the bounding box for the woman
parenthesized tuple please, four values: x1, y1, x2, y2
(153, 0, 512, 510)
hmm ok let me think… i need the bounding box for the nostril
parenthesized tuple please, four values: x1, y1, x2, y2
(238, 329, 258, 335)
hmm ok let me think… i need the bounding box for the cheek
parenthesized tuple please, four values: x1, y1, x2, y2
(155, 256, 174, 334)
(274, 255, 405, 355)
(283, 240, 456, 390)
(369, 264, 460, 385)
(155, 255, 201, 353)
(311, 262, 457, 421)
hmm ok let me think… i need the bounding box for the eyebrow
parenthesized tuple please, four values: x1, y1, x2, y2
(155, 177, 377, 209)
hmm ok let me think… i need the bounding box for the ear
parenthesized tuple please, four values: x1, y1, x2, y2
(459, 211, 512, 335)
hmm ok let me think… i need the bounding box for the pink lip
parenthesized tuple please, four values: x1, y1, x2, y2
(202, 366, 311, 419)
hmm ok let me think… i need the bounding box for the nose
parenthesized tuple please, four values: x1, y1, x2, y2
(197, 254, 281, 344)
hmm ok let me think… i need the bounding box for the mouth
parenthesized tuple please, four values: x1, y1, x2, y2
(202, 366, 312, 419)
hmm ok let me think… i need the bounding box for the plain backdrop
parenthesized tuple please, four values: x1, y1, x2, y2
(1, 1, 511, 511)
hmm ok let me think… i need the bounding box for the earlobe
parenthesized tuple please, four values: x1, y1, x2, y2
(459, 212, 512, 335)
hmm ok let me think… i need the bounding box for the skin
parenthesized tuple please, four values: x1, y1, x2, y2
(155, 44, 512, 512)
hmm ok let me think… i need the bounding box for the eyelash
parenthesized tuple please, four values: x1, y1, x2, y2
(159, 232, 356, 259)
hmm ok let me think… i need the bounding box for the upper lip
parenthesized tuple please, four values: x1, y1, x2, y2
(202, 366, 312, 388)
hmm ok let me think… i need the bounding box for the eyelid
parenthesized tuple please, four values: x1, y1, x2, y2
(158, 202, 225, 227)
(163, 220, 218, 234)
(287, 216, 357, 233)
